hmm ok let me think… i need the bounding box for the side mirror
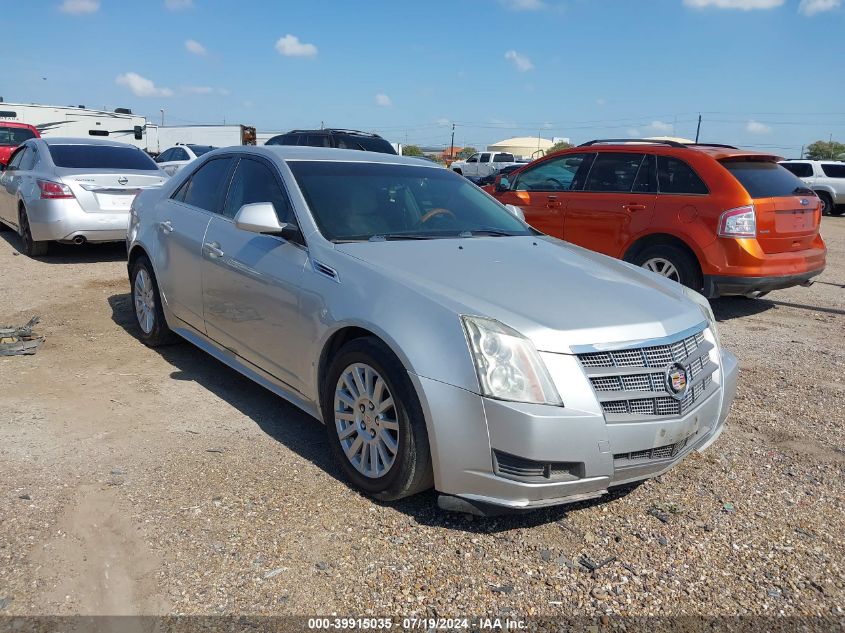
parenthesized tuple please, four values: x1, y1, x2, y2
(234, 202, 300, 241)
(505, 204, 525, 222)
(495, 175, 511, 193)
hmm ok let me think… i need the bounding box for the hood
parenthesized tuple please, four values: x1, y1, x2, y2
(335, 236, 705, 354)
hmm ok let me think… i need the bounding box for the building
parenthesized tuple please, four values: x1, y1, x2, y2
(487, 136, 554, 159)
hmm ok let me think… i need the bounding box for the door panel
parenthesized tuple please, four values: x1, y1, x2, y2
(495, 152, 596, 239)
(155, 200, 212, 331)
(0, 147, 29, 225)
(201, 217, 309, 392)
(564, 152, 656, 257)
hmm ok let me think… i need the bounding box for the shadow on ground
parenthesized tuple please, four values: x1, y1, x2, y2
(0, 232, 126, 264)
(108, 291, 632, 533)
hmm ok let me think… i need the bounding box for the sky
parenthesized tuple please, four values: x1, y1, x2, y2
(4, 0, 844, 157)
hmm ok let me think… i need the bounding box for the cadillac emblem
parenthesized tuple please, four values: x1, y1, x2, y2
(665, 363, 688, 400)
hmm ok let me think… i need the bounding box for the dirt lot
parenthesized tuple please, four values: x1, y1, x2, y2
(0, 219, 843, 622)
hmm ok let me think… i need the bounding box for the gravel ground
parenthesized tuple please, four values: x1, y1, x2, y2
(0, 218, 843, 624)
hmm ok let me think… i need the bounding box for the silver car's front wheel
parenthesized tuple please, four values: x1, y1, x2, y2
(323, 337, 433, 501)
(334, 363, 399, 478)
(133, 269, 156, 335)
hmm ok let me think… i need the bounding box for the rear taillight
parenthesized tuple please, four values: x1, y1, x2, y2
(718, 205, 756, 238)
(37, 179, 75, 199)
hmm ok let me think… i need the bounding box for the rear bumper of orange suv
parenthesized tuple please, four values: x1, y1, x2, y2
(701, 235, 826, 298)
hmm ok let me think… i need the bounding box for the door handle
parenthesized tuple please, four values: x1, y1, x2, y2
(159, 220, 174, 234)
(622, 203, 647, 212)
(546, 195, 562, 209)
(204, 241, 224, 258)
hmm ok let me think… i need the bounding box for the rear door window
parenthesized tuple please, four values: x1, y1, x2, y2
(48, 145, 159, 170)
(480, 153, 491, 163)
(584, 153, 645, 192)
(632, 154, 657, 193)
(303, 134, 331, 148)
(172, 148, 190, 161)
(18, 147, 37, 171)
(721, 160, 808, 198)
(180, 157, 235, 212)
(781, 162, 814, 178)
(657, 156, 708, 194)
(0, 126, 37, 147)
(821, 163, 845, 178)
(157, 149, 174, 162)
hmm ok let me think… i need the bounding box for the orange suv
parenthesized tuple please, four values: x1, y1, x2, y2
(487, 139, 826, 298)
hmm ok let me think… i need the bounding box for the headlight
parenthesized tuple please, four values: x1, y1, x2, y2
(461, 316, 562, 406)
(682, 286, 720, 345)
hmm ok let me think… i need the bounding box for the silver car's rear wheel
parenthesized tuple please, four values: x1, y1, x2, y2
(334, 362, 399, 478)
(642, 257, 680, 282)
(133, 269, 155, 335)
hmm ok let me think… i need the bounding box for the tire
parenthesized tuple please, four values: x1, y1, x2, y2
(632, 244, 701, 291)
(18, 206, 48, 257)
(830, 204, 845, 217)
(818, 192, 834, 216)
(129, 255, 177, 347)
(322, 337, 433, 501)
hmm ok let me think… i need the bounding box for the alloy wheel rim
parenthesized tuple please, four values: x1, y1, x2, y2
(334, 362, 399, 479)
(642, 257, 680, 282)
(133, 269, 156, 334)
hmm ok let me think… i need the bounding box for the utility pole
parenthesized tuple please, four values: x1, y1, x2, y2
(160, 109, 164, 126)
(450, 123, 455, 160)
(695, 114, 702, 143)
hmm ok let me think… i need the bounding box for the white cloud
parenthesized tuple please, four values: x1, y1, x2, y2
(498, 0, 546, 9)
(648, 120, 674, 133)
(275, 34, 318, 57)
(627, 128, 642, 136)
(436, 118, 452, 126)
(798, 0, 840, 14)
(683, 0, 783, 8)
(59, 0, 99, 14)
(243, 100, 255, 108)
(164, 0, 194, 9)
(746, 119, 772, 134)
(504, 49, 534, 72)
(115, 72, 173, 98)
(375, 93, 392, 107)
(183, 86, 213, 95)
(596, 97, 606, 106)
(184, 39, 207, 55)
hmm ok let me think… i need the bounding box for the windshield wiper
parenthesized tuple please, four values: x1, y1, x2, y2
(368, 234, 439, 241)
(458, 229, 519, 237)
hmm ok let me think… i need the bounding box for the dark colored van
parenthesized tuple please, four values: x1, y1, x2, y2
(265, 129, 397, 155)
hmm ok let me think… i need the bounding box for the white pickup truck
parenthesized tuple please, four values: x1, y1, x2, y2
(450, 151, 521, 179)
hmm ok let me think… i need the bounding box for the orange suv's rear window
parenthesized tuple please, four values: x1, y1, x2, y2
(720, 160, 811, 198)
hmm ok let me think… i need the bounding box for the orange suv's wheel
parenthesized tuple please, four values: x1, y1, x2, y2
(633, 245, 701, 291)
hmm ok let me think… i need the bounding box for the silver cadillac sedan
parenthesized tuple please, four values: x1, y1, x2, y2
(126, 146, 738, 514)
(0, 138, 167, 257)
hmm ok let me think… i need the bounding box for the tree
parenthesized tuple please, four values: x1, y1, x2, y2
(805, 140, 845, 160)
(458, 146, 477, 159)
(402, 144, 423, 157)
(545, 141, 572, 155)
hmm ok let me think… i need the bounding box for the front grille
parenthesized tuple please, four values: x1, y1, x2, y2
(614, 436, 690, 465)
(579, 328, 717, 422)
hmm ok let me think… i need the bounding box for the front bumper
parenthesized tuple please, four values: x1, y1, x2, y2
(413, 347, 738, 513)
(26, 197, 129, 243)
(704, 269, 823, 298)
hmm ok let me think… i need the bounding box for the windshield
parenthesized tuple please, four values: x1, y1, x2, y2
(0, 126, 37, 147)
(288, 161, 533, 241)
(187, 144, 215, 156)
(49, 144, 159, 170)
(721, 160, 809, 198)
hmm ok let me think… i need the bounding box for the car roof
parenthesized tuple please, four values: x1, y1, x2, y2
(560, 141, 783, 162)
(40, 137, 146, 148)
(222, 145, 437, 167)
(0, 121, 38, 130)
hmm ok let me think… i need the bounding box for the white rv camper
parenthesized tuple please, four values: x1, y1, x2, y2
(0, 102, 149, 149)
